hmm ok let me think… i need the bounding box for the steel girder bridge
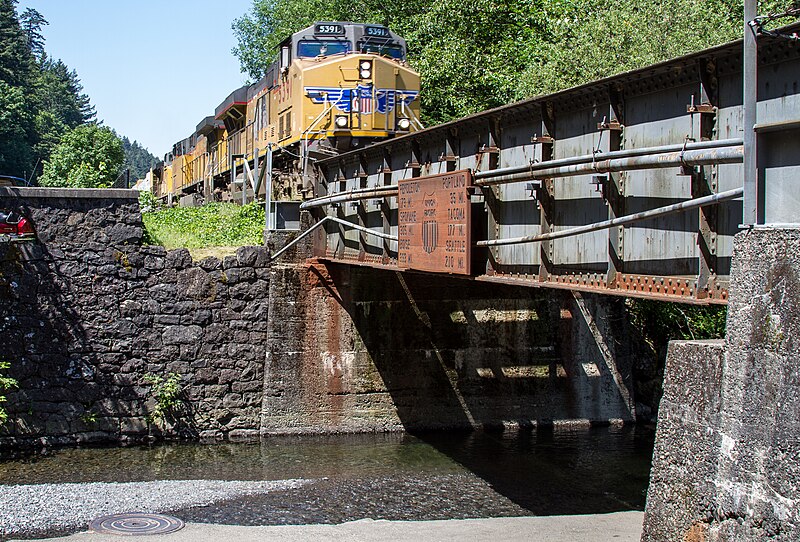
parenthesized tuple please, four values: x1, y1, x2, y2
(280, 18, 800, 305)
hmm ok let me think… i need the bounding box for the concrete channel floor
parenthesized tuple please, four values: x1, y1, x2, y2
(21, 512, 645, 542)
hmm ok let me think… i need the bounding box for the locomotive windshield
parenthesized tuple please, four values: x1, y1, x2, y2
(358, 42, 405, 59)
(297, 40, 351, 58)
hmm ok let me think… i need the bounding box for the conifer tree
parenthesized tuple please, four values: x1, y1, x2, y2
(0, 0, 32, 86)
(19, 7, 47, 59)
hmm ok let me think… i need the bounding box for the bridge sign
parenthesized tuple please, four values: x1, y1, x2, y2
(397, 170, 472, 275)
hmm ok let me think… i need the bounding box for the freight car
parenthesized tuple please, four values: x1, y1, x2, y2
(150, 21, 421, 228)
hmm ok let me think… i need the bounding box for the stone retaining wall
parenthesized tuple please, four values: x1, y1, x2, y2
(0, 188, 269, 447)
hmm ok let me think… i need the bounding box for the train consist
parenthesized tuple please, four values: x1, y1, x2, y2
(149, 21, 421, 225)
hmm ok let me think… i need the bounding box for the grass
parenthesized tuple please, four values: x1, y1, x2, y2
(142, 202, 265, 252)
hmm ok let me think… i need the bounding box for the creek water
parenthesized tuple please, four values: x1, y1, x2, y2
(0, 426, 654, 528)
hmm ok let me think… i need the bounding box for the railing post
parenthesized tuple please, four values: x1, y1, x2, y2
(265, 144, 273, 230)
(742, 0, 759, 225)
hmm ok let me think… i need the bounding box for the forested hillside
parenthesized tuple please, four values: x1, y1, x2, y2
(233, 0, 790, 125)
(0, 0, 156, 186)
(120, 135, 158, 181)
(0, 0, 95, 180)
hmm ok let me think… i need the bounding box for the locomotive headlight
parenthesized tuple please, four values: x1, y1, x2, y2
(360, 69, 371, 79)
(397, 117, 411, 131)
(335, 115, 349, 128)
(359, 60, 372, 79)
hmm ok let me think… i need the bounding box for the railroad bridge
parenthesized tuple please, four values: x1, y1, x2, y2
(268, 22, 800, 306)
(0, 13, 798, 542)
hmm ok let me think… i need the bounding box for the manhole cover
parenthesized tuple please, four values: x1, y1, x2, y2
(89, 512, 185, 536)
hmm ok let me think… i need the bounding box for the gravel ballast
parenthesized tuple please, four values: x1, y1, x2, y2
(0, 479, 309, 539)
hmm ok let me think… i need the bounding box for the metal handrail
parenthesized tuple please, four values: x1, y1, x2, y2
(477, 187, 744, 247)
(300, 185, 398, 210)
(473, 138, 743, 180)
(300, 142, 743, 210)
(474, 146, 744, 186)
(270, 215, 398, 262)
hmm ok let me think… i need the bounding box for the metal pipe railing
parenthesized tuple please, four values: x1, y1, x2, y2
(326, 215, 397, 241)
(473, 138, 743, 180)
(476, 187, 744, 247)
(301, 143, 743, 213)
(300, 185, 398, 210)
(475, 146, 744, 186)
(270, 215, 398, 262)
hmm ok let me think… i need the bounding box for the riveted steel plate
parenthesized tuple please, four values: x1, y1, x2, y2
(89, 512, 185, 536)
(398, 170, 472, 275)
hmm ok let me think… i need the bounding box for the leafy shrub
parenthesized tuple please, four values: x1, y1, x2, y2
(138, 190, 160, 213)
(627, 299, 727, 347)
(0, 361, 19, 425)
(143, 372, 183, 425)
(142, 202, 265, 249)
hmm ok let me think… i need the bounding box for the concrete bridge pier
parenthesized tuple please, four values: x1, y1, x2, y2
(642, 228, 800, 541)
(261, 245, 640, 434)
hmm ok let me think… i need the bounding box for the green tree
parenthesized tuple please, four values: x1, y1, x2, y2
(18, 6, 47, 59)
(36, 56, 95, 127)
(32, 56, 96, 168)
(39, 124, 124, 188)
(0, 0, 35, 176)
(119, 135, 158, 180)
(0, 80, 34, 177)
(0, 0, 33, 87)
(233, 0, 791, 125)
(0, 3, 97, 179)
(232, 0, 427, 80)
(402, 0, 547, 124)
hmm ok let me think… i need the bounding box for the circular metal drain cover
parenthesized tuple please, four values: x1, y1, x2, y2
(89, 513, 185, 536)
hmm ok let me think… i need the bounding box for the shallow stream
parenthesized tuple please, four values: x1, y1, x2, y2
(0, 426, 654, 537)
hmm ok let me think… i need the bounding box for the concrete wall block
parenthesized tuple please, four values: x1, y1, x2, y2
(644, 228, 800, 542)
(262, 260, 641, 434)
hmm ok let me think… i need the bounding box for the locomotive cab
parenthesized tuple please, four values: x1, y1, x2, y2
(271, 22, 421, 151)
(238, 21, 423, 215)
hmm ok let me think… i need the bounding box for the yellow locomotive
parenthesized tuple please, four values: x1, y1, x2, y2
(151, 21, 421, 226)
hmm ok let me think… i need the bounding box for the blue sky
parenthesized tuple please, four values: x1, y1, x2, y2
(17, 0, 253, 159)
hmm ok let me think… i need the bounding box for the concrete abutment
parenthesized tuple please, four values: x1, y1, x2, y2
(642, 227, 800, 541)
(262, 258, 637, 434)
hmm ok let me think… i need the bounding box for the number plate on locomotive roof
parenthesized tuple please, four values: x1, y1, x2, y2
(365, 26, 390, 37)
(397, 170, 472, 275)
(315, 24, 345, 35)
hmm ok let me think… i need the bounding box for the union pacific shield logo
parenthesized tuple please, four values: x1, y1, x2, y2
(422, 220, 438, 254)
(306, 86, 418, 114)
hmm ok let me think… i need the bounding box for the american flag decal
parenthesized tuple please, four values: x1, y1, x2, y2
(306, 85, 418, 115)
(359, 85, 373, 114)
